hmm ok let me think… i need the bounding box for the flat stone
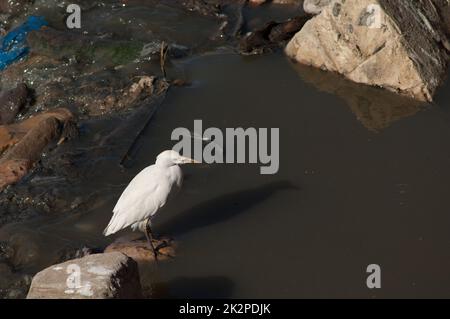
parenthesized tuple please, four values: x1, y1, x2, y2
(27, 252, 142, 299)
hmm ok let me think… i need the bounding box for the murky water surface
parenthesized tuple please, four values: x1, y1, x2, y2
(2, 51, 450, 298)
(1, 1, 450, 299)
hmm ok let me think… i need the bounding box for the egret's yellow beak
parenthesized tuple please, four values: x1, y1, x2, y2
(180, 156, 201, 164)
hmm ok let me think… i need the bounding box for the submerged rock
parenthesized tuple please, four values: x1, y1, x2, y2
(27, 252, 142, 299)
(0, 83, 29, 125)
(286, 0, 450, 102)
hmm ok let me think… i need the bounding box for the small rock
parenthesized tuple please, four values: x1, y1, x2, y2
(0, 160, 31, 192)
(27, 252, 142, 299)
(303, 0, 332, 15)
(249, 0, 267, 6)
(269, 15, 312, 43)
(240, 15, 311, 54)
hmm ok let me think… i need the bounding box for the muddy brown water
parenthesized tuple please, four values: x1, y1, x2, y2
(1, 50, 450, 298)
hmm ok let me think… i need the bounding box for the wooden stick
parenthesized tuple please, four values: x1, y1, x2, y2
(160, 41, 169, 78)
(119, 95, 165, 168)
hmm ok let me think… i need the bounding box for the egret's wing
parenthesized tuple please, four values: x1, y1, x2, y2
(103, 165, 171, 236)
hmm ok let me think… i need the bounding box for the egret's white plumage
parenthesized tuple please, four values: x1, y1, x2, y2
(103, 150, 198, 237)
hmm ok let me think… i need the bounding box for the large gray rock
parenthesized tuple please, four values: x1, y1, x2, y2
(286, 0, 450, 102)
(27, 252, 142, 299)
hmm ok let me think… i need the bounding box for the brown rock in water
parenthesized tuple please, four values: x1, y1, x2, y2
(27, 252, 142, 299)
(0, 160, 31, 191)
(0, 108, 74, 190)
(269, 15, 312, 42)
(0, 84, 29, 125)
(240, 15, 311, 54)
(286, 0, 450, 102)
(105, 238, 176, 263)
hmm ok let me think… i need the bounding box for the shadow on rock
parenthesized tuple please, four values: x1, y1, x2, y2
(159, 180, 298, 237)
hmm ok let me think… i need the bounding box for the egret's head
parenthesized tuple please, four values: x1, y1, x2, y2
(156, 150, 200, 166)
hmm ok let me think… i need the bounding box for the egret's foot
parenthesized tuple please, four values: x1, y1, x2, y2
(152, 251, 159, 261)
(155, 240, 169, 251)
(152, 233, 160, 240)
(146, 241, 158, 261)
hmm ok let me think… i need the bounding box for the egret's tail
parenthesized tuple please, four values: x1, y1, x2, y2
(103, 222, 115, 237)
(103, 211, 147, 236)
(103, 214, 123, 236)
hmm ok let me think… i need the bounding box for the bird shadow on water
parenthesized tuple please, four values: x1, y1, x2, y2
(158, 180, 299, 238)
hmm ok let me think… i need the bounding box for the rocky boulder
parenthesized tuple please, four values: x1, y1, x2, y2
(27, 252, 142, 299)
(286, 0, 450, 102)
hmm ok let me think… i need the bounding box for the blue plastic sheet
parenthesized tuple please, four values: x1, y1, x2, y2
(0, 16, 48, 71)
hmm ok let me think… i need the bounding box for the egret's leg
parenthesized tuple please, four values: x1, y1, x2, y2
(145, 221, 158, 261)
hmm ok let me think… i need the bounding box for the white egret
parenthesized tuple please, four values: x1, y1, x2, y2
(103, 150, 199, 259)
